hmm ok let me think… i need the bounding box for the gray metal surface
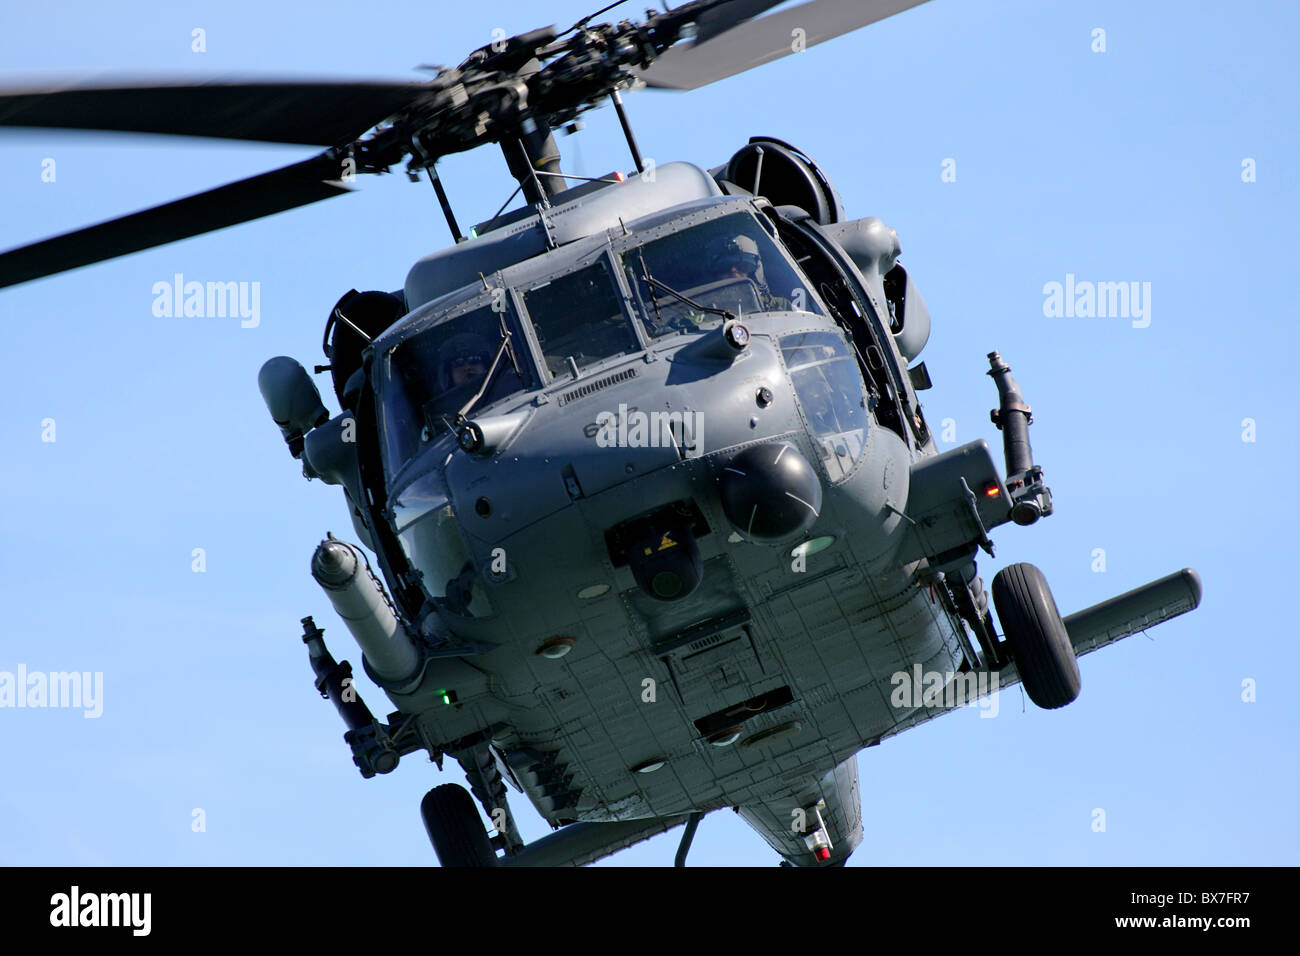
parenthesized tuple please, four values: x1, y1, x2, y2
(289, 162, 1200, 867)
(1063, 569, 1203, 656)
(402, 162, 722, 310)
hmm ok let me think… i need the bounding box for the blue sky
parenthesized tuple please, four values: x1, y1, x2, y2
(1, 0, 1296, 866)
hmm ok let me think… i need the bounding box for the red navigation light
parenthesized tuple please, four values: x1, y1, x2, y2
(814, 846, 831, 862)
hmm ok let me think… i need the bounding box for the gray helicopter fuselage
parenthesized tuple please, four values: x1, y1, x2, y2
(0, 0, 1202, 870)
(327, 162, 998, 865)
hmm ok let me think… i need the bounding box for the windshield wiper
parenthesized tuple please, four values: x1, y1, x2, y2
(634, 249, 664, 329)
(640, 272, 735, 322)
(453, 313, 518, 426)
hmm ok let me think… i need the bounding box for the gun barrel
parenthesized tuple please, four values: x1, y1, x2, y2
(987, 351, 1034, 477)
(300, 617, 374, 734)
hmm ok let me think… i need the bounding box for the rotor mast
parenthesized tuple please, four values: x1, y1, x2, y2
(500, 104, 567, 205)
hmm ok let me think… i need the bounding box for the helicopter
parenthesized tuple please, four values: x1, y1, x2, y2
(0, 0, 1205, 867)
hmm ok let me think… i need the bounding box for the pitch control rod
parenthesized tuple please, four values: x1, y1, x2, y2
(987, 351, 1053, 525)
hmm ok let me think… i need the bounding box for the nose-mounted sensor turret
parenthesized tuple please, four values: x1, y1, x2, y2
(606, 501, 710, 602)
(718, 441, 822, 543)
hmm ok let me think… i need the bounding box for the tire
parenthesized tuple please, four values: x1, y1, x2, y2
(992, 563, 1081, 709)
(420, 784, 498, 867)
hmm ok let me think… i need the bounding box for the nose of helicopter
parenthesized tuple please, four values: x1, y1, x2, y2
(717, 441, 822, 543)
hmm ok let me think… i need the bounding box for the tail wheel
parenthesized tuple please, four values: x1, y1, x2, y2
(992, 562, 1081, 709)
(420, 783, 498, 867)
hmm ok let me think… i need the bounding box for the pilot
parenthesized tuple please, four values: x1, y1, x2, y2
(437, 332, 493, 395)
(711, 234, 765, 284)
(708, 233, 791, 311)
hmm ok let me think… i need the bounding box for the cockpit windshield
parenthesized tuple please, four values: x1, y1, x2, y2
(621, 211, 823, 337)
(379, 298, 535, 479)
(524, 258, 640, 382)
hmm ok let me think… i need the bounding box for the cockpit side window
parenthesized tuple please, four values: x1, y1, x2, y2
(780, 330, 870, 483)
(621, 211, 824, 338)
(770, 216, 910, 446)
(523, 258, 639, 381)
(390, 470, 494, 619)
(379, 298, 535, 481)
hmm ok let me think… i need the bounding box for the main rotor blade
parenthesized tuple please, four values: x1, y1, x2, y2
(692, 0, 786, 46)
(0, 79, 428, 146)
(0, 154, 352, 289)
(636, 0, 931, 91)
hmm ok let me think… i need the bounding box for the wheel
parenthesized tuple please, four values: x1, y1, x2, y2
(420, 784, 498, 867)
(992, 563, 1081, 709)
